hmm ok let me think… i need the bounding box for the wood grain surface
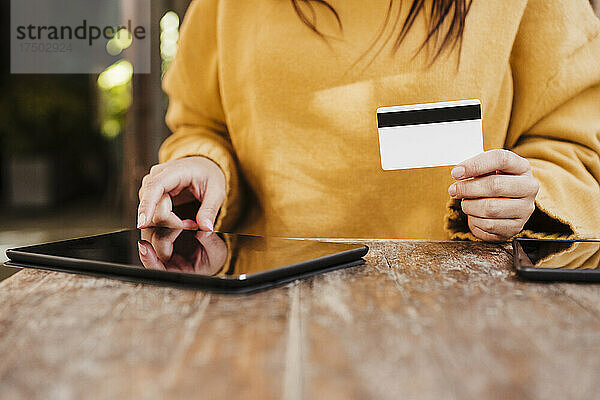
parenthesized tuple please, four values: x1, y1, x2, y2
(1, 240, 599, 400)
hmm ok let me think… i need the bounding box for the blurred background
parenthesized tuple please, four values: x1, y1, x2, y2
(0, 0, 599, 282)
(0, 0, 191, 279)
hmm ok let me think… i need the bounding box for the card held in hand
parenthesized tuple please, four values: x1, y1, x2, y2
(377, 99, 484, 170)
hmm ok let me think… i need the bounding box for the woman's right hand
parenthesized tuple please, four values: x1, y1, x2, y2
(137, 156, 226, 231)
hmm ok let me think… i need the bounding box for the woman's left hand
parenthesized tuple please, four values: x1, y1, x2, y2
(448, 149, 539, 242)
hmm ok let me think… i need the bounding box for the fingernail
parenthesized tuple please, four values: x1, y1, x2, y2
(138, 241, 147, 256)
(448, 184, 457, 197)
(203, 218, 214, 232)
(183, 220, 198, 230)
(451, 166, 465, 179)
(137, 213, 146, 228)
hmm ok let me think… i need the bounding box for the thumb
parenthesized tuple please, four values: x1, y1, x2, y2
(196, 180, 225, 232)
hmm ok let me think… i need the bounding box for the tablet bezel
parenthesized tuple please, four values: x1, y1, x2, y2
(5, 230, 369, 291)
(4, 259, 366, 294)
(513, 237, 600, 282)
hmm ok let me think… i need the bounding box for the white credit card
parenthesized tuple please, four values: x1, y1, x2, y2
(376, 99, 484, 170)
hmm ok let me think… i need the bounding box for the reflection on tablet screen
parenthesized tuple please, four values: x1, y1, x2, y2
(16, 229, 365, 280)
(517, 240, 600, 270)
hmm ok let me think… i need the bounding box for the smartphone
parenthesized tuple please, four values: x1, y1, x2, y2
(513, 237, 600, 282)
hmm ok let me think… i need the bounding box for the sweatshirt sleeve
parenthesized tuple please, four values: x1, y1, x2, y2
(159, 0, 243, 231)
(446, 0, 600, 241)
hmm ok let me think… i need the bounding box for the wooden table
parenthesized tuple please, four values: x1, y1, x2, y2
(1, 239, 599, 399)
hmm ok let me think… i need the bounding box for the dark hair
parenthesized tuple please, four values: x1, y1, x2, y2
(290, 0, 472, 65)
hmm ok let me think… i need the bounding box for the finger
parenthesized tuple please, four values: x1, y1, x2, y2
(137, 164, 169, 200)
(150, 195, 182, 228)
(157, 212, 191, 229)
(467, 222, 506, 242)
(140, 228, 152, 242)
(195, 181, 225, 232)
(468, 215, 525, 241)
(452, 149, 530, 180)
(150, 228, 182, 262)
(137, 169, 189, 228)
(181, 219, 199, 230)
(449, 174, 539, 199)
(195, 231, 228, 274)
(461, 198, 535, 219)
(138, 240, 166, 270)
(169, 187, 185, 197)
(171, 190, 197, 206)
(150, 226, 182, 247)
(149, 196, 197, 230)
(169, 253, 194, 272)
(149, 163, 167, 176)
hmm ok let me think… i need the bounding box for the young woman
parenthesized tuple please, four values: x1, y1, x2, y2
(137, 0, 600, 241)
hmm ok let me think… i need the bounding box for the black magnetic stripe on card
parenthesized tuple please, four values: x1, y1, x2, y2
(377, 104, 481, 128)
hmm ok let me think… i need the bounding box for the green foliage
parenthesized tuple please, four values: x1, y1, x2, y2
(98, 82, 131, 140)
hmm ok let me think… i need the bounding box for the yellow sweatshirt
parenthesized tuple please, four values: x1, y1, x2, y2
(159, 0, 600, 240)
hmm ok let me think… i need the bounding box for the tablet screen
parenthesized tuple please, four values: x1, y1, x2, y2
(515, 239, 600, 270)
(9, 229, 367, 280)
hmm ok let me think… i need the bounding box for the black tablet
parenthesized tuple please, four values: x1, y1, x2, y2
(513, 237, 600, 282)
(5, 229, 369, 293)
